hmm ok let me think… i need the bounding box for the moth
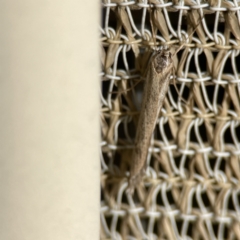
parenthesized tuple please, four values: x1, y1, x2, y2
(128, 48, 174, 193)
(127, 17, 202, 193)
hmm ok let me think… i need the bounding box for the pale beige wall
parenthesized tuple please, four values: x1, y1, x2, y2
(0, 1, 100, 240)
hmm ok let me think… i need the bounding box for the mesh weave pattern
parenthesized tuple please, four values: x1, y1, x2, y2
(100, 1, 240, 239)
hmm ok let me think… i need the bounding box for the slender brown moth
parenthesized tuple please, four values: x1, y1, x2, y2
(128, 48, 174, 193)
(127, 16, 202, 194)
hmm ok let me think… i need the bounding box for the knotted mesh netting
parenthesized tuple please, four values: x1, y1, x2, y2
(100, 1, 240, 239)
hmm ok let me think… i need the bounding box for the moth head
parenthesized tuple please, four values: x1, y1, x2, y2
(153, 49, 173, 74)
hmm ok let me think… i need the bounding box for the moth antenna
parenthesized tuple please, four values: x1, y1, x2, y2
(173, 15, 205, 57)
(170, 15, 205, 106)
(149, 8, 157, 50)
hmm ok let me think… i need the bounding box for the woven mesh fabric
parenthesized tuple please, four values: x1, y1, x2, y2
(100, 1, 240, 239)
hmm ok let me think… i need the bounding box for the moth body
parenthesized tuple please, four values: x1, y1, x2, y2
(128, 49, 174, 193)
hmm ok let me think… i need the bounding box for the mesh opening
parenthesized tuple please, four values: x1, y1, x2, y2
(100, 1, 240, 239)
